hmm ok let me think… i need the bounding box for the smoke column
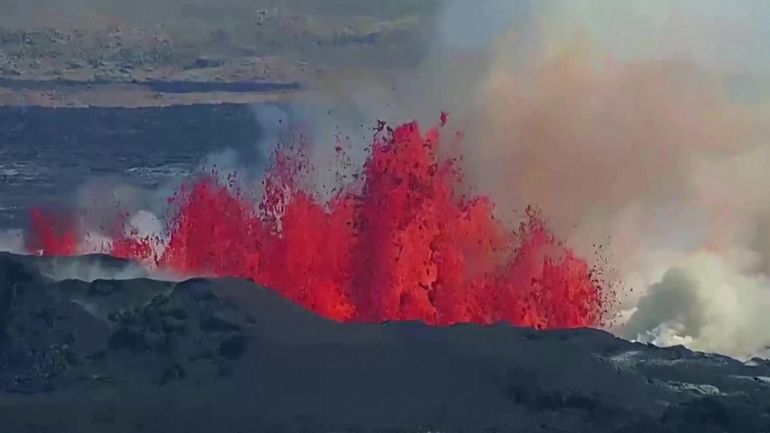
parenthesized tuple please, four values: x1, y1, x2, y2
(405, 0, 770, 359)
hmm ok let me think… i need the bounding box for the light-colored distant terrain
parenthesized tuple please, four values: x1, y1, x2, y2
(0, 0, 442, 106)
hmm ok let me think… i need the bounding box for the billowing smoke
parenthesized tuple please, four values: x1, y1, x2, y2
(225, 0, 770, 359)
(303, 0, 770, 358)
(624, 251, 770, 358)
(409, 0, 770, 359)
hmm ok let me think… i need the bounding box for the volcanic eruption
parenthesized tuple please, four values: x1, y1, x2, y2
(25, 117, 608, 329)
(14, 0, 770, 361)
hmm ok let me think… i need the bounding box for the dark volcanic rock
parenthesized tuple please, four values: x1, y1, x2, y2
(0, 253, 769, 432)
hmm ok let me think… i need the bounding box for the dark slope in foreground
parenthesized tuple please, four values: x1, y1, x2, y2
(1, 253, 769, 432)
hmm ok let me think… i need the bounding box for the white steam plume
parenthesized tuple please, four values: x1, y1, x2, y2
(623, 251, 770, 358)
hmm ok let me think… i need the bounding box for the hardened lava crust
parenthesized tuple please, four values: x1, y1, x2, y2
(0, 253, 769, 432)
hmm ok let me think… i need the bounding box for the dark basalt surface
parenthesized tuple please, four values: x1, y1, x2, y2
(1, 252, 769, 432)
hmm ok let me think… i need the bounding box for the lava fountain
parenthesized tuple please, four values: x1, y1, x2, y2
(26, 119, 608, 329)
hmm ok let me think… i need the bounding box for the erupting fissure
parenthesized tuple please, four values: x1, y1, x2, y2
(26, 120, 607, 329)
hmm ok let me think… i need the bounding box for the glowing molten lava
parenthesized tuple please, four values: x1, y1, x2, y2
(28, 121, 606, 329)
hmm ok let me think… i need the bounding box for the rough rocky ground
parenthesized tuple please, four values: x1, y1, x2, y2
(1, 252, 770, 432)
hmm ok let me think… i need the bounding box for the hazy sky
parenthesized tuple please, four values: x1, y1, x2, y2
(437, 0, 770, 75)
(549, 0, 770, 74)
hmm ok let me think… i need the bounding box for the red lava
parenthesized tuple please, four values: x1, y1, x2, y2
(27, 119, 606, 329)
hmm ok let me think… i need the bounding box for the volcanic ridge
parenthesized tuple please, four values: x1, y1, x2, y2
(1, 252, 770, 432)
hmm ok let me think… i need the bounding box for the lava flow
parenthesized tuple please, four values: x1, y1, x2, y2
(26, 120, 607, 329)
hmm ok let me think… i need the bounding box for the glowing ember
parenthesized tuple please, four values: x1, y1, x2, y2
(28, 120, 606, 329)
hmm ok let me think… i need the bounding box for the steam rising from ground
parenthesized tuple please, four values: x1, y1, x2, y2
(625, 251, 770, 358)
(35, 255, 148, 282)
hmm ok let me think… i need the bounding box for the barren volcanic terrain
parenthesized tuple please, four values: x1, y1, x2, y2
(0, 0, 437, 106)
(2, 252, 770, 433)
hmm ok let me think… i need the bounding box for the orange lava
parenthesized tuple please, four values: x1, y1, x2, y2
(28, 120, 606, 329)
